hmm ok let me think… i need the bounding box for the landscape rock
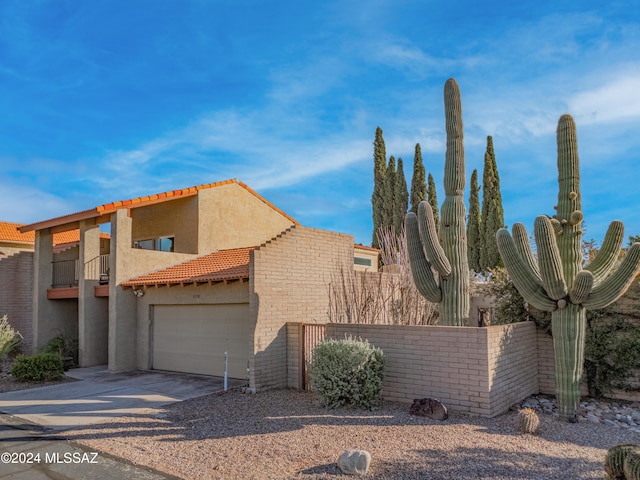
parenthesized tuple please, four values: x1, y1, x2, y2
(337, 450, 371, 475)
(409, 398, 449, 421)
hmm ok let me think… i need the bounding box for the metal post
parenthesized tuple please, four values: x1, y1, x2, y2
(224, 351, 228, 392)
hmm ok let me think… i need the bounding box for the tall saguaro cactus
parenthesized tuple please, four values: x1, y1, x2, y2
(405, 78, 470, 326)
(496, 114, 640, 421)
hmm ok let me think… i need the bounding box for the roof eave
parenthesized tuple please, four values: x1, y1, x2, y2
(18, 209, 100, 234)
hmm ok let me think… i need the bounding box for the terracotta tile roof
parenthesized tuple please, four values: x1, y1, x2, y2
(19, 179, 298, 233)
(122, 247, 253, 288)
(355, 244, 380, 253)
(0, 221, 109, 246)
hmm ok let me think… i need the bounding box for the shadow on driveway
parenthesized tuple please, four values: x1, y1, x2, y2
(0, 366, 245, 431)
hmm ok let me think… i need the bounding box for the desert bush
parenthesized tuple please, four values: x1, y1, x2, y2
(309, 337, 385, 409)
(0, 314, 23, 360)
(42, 333, 78, 367)
(11, 353, 64, 382)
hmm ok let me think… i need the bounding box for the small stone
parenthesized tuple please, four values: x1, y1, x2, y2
(410, 398, 449, 421)
(337, 450, 371, 475)
(586, 414, 600, 423)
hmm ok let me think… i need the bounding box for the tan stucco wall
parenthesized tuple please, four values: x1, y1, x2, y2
(354, 247, 379, 272)
(133, 281, 250, 370)
(33, 230, 78, 350)
(0, 243, 33, 257)
(250, 225, 354, 391)
(197, 183, 295, 251)
(78, 221, 108, 367)
(131, 196, 198, 254)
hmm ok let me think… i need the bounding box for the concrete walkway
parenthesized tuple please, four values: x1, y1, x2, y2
(0, 366, 244, 430)
(0, 367, 244, 479)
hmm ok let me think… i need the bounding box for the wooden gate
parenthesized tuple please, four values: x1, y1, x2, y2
(301, 323, 326, 390)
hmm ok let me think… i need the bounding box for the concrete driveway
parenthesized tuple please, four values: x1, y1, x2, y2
(0, 366, 245, 431)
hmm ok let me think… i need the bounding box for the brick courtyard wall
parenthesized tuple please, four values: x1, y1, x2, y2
(250, 226, 354, 391)
(321, 321, 538, 417)
(0, 252, 34, 355)
(536, 329, 556, 396)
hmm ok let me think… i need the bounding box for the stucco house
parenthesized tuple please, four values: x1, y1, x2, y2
(18, 179, 378, 391)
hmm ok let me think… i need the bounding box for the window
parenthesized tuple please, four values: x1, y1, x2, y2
(134, 237, 174, 252)
(354, 256, 372, 267)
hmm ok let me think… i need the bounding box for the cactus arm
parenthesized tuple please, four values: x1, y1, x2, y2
(404, 78, 469, 326)
(512, 223, 541, 281)
(585, 220, 624, 286)
(550, 218, 563, 235)
(417, 201, 451, 277)
(569, 270, 593, 304)
(439, 78, 470, 326)
(496, 229, 557, 311)
(443, 79, 465, 196)
(534, 215, 569, 300)
(406, 212, 443, 302)
(583, 243, 640, 309)
(555, 115, 583, 287)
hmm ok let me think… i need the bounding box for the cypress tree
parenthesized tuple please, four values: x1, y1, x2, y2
(479, 136, 505, 271)
(467, 169, 482, 272)
(383, 155, 396, 230)
(410, 143, 426, 214)
(427, 173, 439, 232)
(371, 127, 387, 248)
(394, 157, 409, 234)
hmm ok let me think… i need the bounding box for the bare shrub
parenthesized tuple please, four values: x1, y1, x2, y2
(328, 226, 437, 325)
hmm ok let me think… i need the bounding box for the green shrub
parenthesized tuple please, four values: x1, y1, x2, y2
(0, 314, 23, 359)
(42, 333, 78, 367)
(309, 336, 385, 409)
(11, 353, 64, 382)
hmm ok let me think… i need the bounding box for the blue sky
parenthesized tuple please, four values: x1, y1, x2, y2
(1, 0, 639, 247)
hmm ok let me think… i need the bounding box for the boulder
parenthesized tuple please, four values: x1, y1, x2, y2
(337, 449, 371, 475)
(410, 398, 449, 420)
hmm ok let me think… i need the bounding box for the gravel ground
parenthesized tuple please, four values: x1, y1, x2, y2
(57, 388, 640, 480)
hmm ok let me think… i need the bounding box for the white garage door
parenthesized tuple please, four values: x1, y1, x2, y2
(152, 304, 250, 378)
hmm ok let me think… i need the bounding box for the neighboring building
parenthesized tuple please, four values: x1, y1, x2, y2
(19, 179, 377, 391)
(0, 221, 109, 355)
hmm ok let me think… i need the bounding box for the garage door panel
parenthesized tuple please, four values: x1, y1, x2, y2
(153, 304, 250, 378)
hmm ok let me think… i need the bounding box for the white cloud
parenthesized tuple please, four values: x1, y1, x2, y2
(0, 178, 75, 224)
(568, 67, 640, 125)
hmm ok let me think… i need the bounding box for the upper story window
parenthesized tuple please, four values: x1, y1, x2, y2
(354, 256, 372, 267)
(133, 236, 174, 252)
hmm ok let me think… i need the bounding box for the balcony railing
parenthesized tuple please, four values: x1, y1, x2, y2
(51, 254, 110, 288)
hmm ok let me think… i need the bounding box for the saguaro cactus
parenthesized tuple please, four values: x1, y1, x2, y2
(405, 78, 470, 326)
(496, 114, 640, 421)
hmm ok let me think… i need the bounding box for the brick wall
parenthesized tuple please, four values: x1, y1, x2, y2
(536, 329, 556, 395)
(250, 226, 354, 390)
(0, 252, 34, 355)
(317, 321, 538, 417)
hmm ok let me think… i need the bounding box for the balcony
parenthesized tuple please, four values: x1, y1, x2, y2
(49, 255, 110, 299)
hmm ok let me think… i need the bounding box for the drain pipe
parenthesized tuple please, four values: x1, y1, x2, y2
(224, 351, 228, 392)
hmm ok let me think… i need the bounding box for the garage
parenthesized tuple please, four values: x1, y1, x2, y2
(152, 303, 251, 379)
